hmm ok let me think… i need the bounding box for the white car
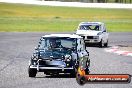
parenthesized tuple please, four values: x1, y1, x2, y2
(76, 22, 109, 47)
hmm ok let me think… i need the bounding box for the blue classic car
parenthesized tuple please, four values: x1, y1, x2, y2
(28, 34, 90, 77)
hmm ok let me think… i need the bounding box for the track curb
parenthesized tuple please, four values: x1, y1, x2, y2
(105, 46, 132, 57)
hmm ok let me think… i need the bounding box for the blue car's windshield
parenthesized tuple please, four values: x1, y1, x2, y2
(39, 37, 77, 54)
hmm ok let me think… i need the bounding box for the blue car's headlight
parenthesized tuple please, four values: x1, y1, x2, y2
(32, 53, 38, 60)
(65, 55, 72, 62)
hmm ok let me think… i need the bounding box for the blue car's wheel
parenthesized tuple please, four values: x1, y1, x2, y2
(28, 67, 37, 77)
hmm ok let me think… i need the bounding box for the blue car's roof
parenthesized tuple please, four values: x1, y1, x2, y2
(42, 34, 82, 39)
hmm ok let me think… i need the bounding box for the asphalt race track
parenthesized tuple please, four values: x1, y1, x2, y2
(0, 32, 132, 88)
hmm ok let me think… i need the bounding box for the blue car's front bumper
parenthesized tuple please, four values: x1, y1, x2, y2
(30, 59, 74, 73)
(30, 65, 74, 73)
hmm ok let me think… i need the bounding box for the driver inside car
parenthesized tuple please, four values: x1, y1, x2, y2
(49, 39, 63, 49)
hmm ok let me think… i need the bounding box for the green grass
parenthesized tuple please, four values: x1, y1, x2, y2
(0, 3, 132, 32)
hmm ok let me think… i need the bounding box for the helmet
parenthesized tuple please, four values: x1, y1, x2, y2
(49, 39, 61, 48)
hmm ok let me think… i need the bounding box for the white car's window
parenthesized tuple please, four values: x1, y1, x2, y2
(79, 25, 100, 31)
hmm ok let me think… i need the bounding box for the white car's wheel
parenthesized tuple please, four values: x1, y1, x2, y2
(104, 40, 108, 47)
(99, 39, 104, 48)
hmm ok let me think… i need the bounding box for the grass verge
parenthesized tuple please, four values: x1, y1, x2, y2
(0, 3, 132, 32)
